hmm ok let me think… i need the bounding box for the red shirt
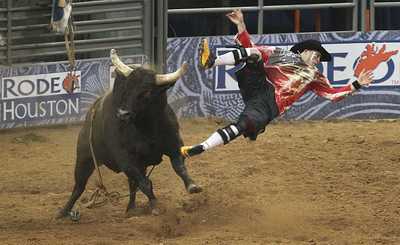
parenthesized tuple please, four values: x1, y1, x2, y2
(235, 30, 355, 115)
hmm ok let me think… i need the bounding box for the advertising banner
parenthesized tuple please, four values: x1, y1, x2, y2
(0, 56, 145, 129)
(2, 31, 400, 129)
(166, 31, 400, 121)
(1, 71, 81, 123)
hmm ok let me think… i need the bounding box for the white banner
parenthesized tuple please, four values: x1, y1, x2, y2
(214, 42, 400, 92)
(1, 71, 82, 100)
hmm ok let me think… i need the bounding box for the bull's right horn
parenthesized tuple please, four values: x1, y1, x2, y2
(155, 62, 189, 86)
(110, 49, 133, 77)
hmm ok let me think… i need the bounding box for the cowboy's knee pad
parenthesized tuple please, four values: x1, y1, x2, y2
(216, 124, 242, 144)
(232, 46, 249, 65)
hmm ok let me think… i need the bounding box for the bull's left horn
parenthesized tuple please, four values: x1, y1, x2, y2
(155, 62, 188, 86)
(110, 49, 133, 77)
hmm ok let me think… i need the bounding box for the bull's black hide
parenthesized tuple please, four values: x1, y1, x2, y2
(57, 50, 201, 219)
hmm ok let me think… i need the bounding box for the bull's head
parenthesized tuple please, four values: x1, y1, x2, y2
(110, 49, 188, 121)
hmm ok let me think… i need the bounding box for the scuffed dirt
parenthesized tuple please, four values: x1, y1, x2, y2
(1, 118, 400, 244)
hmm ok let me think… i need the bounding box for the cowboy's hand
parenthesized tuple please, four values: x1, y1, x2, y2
(357, 69, 374, 87)
(226, 9, 244, 25)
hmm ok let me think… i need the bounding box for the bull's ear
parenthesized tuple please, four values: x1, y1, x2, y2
(155, 62, 188, 86)
(110, 49, 134, 77)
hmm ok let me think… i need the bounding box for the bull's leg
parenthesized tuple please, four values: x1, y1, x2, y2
(126, 177, 138, 210)
(144, 178, 160, 215)
(125, 177, 142, 217)
(169, 153, 202, 194)
(56, 157, 94, 219)
(124, 165, 159, 215)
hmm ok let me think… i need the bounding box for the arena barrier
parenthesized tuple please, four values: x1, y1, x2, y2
(167, 31, 400, 121)
(1, 31, 400, 129)
(0, 56, 144, 129)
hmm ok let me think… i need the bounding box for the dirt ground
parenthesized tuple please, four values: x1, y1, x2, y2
(1, 118, 400, 245)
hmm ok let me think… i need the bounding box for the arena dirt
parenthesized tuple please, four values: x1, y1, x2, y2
(1, 118, 400, 245)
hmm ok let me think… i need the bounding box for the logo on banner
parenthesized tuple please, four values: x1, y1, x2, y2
(62, 72, 80, 94)
(214, 42, 400, 92)
(353, 43, 398, 85)
(1, 71, 82, 122)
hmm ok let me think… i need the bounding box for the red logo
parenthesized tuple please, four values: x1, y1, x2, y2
(62, 72, 80, 94)
(354, 43, 398, 77)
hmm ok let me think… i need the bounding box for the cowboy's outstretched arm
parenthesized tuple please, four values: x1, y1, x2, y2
(226, 9, 254, 48)
(226, 9, 246, 33)
(310, 70, 374, 102)
(226, 8, 273, 62)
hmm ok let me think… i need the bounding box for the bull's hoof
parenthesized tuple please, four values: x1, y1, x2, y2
(187, 183, 202, 194)
(151, 207, 161, 216)
(69, 210, 81, 222)
(55, 209, 80, 221)
(148, 200, 165, 216)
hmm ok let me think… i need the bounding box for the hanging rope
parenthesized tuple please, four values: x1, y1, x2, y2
(50, 0, 75, 69)
(50, 0, 79, 93)
(64, 1, 76, 72)
(62, 0, 80, 94)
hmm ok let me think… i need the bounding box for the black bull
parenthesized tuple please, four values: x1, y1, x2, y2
(57, 50, 201, 218)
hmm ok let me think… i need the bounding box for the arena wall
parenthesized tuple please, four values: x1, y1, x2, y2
(1, 31, 400, 129)
(167, 31, 400, 122)
(0, 56, 144, 129)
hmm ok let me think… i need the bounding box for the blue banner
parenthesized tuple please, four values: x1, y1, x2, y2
(0, 56, 144, 129)
(166, 31, 400, 121)
(2, 31, 400, 129)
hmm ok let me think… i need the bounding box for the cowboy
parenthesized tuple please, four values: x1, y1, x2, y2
(180, 9, 374, 158)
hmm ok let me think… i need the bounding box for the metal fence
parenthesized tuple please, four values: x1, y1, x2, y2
(2, 0, 400, 67)
(369, 0, 400, 30)
(0, 0, 153, 66)
(168, 0, 359, 34)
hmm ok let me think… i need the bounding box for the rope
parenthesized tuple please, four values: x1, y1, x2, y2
(85, 100, 112, 208)
(64, 0, 76, 72)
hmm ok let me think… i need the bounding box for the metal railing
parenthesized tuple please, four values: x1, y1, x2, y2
(0, 0, 152, 66)
(168, 0, 359, 34)
(2, 0, 400, 67)
(370, 0, 400, 31)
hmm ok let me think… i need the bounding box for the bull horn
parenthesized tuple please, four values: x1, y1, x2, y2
(155, 62, 188, 86)
(110, 49, 134, 77)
